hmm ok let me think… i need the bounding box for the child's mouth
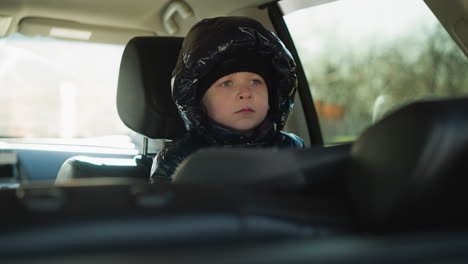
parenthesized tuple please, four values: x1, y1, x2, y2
(236, 108, 255, 113)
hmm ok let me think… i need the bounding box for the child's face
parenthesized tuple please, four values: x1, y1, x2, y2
(201, 72, 269, 133)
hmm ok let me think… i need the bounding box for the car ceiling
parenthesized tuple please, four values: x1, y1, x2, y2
(0, 0, 273, 43)
(425, 0, 468, 57)
(0, 0, 467, 56)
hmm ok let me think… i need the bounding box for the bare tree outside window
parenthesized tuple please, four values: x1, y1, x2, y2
(284, 0, 468, 144)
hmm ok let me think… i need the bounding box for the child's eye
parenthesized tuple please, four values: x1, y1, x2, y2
(220, 80, 233, 87)
(250, 79, 263, 85)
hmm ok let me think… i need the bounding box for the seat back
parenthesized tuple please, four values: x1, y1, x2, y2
(56, 37, 185, 183)
(117, 36, 185, 140)
(55, 156, 145, 183)
(349, 97, 468, 232)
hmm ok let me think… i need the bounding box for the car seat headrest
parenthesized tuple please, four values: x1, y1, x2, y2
(349, 98, 468, 232)
(117, 37, 185, 140)
(172, 148, 305, 184)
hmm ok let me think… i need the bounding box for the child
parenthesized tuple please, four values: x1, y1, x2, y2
(150, 16, 304, 183)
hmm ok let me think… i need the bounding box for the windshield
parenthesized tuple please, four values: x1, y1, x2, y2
(0, 34, 131, 141)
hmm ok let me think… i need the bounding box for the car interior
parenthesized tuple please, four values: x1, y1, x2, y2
(1, 0, 468, 263)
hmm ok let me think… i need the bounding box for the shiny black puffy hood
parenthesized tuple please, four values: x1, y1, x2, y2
(171, 16, 298, 135)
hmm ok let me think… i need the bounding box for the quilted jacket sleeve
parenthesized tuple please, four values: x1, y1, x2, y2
(150, 135, 196, 183)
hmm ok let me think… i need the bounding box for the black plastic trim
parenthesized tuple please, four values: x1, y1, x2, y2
(265, 3, 324, 146)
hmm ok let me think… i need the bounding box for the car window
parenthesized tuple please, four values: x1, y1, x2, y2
(281, 0, 468, 145)
(0, 34, 131, 143)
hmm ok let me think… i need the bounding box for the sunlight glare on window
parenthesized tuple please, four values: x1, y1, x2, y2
(0, 34, 131, 141)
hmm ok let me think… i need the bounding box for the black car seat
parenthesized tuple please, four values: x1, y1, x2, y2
(56, 37, 185, 183)
(171, 97, 468, 233)
(348, 97, 468, 232)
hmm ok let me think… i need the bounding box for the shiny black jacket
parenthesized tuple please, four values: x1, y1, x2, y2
(150, 16, 304, 183)
(151, 119, 304, 183)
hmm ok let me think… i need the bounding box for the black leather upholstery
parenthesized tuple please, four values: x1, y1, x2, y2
(349, 98, 468, 232)
(57, 37, 186, 183)
(117, 37, 185, 140)
(173, 148, 305, 184)
(172, 144, 351, 185)
(56, 156, 147, 183)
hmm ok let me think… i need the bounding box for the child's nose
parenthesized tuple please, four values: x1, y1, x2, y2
(237, 85, 252, 100)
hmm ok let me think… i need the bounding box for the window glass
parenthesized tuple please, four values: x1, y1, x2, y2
(282, 0, 468, 145)
(0, 34, 137, 148)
